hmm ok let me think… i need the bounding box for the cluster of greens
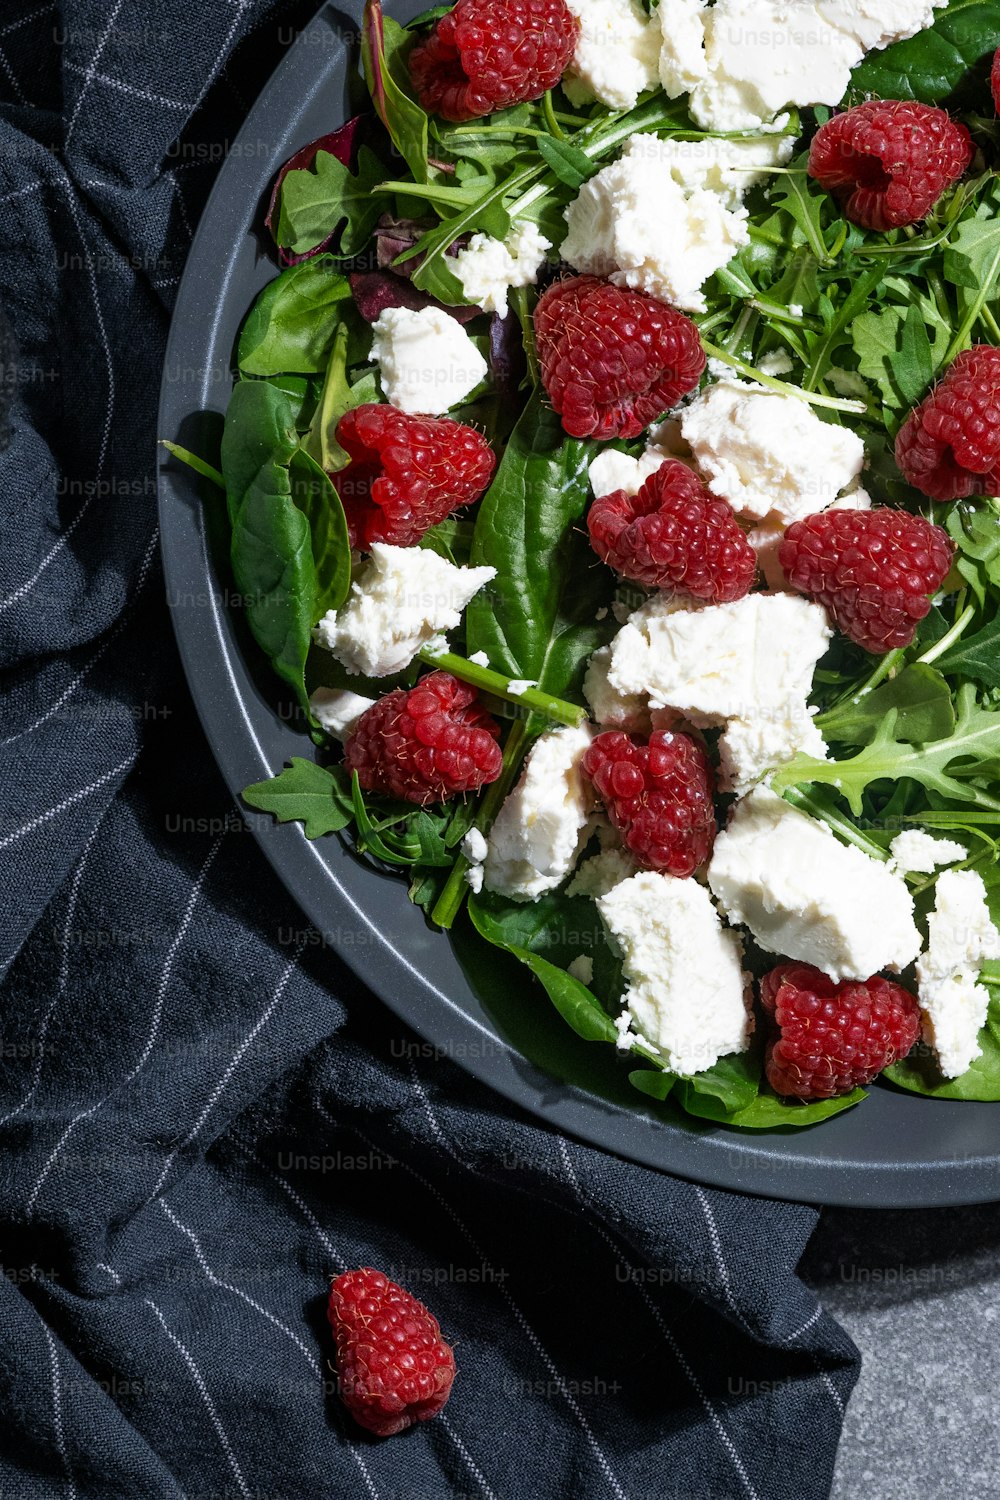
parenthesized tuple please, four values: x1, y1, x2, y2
(170, 0, 1000, 1129)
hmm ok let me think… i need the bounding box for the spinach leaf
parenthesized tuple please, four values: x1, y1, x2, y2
(673, 1051, 760, 1117)
(221, 379, 299, 528)
(886, 979, 1000, 1100)
(288, 450, 351, 617)
(850, 0, 1000, 105)
(630, 1051, 866, 1127)
(238, 259, 353, 376)
(817, 664, 956, 746)
(465, 394, 615, 698)
(243, 758, 353, 837)
(274, 146, 386, 261)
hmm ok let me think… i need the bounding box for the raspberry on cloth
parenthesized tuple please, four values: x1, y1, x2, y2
(534, 276, 706, 440)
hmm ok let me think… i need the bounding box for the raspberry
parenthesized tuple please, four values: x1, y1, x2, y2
(344, 671, 502, 805)
(778, 508, 952, 655)
(583, 729, 716, 877)
(587, 459, 757, 602)
(332, 405, 495, 550)
(534, 276, 706, 441)
(895, 346, 1000, 501)
(761, 964, 921, 1101)
(409, 0, 578, 123)
(328, 1268, 456, 1437)
(808, 101, 972, 231)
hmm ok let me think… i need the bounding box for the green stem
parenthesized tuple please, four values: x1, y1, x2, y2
(699, 340, 868, 414)
(419, 647, 586, 726)
(542, 90, 565, 141)
(816, 649, 905, 726)
(917, 602, 976, 666)
(978, 302, 1000, 344)
(430, 717, 532, 929)
(160, 441, 224, 490)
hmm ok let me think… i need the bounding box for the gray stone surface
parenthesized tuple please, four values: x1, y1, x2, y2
(802, 1204, 1000, 1500)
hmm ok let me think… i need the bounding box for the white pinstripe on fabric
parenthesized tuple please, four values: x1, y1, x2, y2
(0, 2, 55, 37)
(25, 835, 224, 1212)
(42, 1323, 77, 1500)
(144, 1297, 251, 1500)
(64, 63, 198, 113)
(0, 755, 135, 854)
(64, 0, 129, 145)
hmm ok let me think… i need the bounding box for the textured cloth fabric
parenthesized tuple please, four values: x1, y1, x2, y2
(0, 4, 859, 1497)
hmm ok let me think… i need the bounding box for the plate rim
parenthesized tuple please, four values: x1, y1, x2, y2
(156, 0, 1000, 1210)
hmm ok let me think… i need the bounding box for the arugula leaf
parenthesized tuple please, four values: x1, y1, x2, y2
(466, 394, 615, 697)
(817, 664, 957, 746)
(851, 294, 948, 412)
(772, 686, 1000, 816)
(274, 147, 386, 260)
(850, 0, 1000, 106)
(535, 136, 594, 190)
(242, 758, 353, 837)
(937, 614, 1000, 687)
(942, 183, 1000, 355)
(238, 259, 353, 376)
(770, 158, 831, 266)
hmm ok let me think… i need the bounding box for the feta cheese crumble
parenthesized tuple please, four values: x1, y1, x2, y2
(888, 830, 966, 877)
(658, 0, 948, 132)
(605, 591, 831, 725)
(484, 724, 595, 902)
(568, 846, 638, 899)
(564, 0, 661, 111)
(567, 954, 595, 986)
(598, 872, 752, 1075)
(916, 870, 1000, 1078)
(583, 644, 652, 732)
(680, 380, 865, 526)
(561, 134, 749, 314)
(370, 306, 487, 415)
(314, 544, 495, 677)
(707, 787, 922, 982)
(587, 422, 696, 501)
(646, 127, 795, 211)
(717, 702, 828, 797)
(453, 222, 551, 317)
(309, 687, 375, 740)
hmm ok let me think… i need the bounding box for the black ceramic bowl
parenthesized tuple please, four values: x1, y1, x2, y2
(157, 0, 1000, 1207)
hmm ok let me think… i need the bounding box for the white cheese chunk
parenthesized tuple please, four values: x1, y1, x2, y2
(717, 702, 828, 797)
(561, 134, 749, 314)
(565, 0, 661, 111)
(606, 591, 831, 725)
(587, 421, 696, 501)
(568, 846, 638, 899)
(309, 687, 375, 740)
(888, 830, 966, 876)
(371, 306, 487, 415)
(462, 827, 489, 865)
(567, 954, 595, 986)
(484, 724, 595, 902)
(583, 644, 652, 732)
(659, 0, 947, 133)
(598, 872, 752, 1075)
(645, 126, 795, 211)
(917, 869, 1000, 1078)
(707, 787, 922, 982)
(680, 380, 865, 526)
(314, 544, 495, 677)
(453, 221, 551, 317)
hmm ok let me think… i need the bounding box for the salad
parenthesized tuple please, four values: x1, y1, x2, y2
(167, 0, 1000, 1130)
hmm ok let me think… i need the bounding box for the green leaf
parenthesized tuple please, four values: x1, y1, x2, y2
(942, 183, 1000, 355)
(817, 664, 957, 746)
(242, 758, 353, 837)
(937, 614, 1000, 687)
(238, 259, 353, 376)
(275, 146, 386, 260)
(674, 1051, 760, 1115)
(221, 379, 300, 528)
(850, 0, 1000, 105)
(302, 324, 374, 475)
(288, 450, 351, 618)
(535, 135, 594, 190)
(628, 1068, 676, 1103)
(772, 686, 1000, 817)
(510, 947, 621, 1044)
(362, 0, 429, 184)
(465, 394, 615, 698)
(852, 295, 949, 412)
(886, 980, 1000, 1100)
(770, 158, 831, 265)
(704, 1088, 867, 1129)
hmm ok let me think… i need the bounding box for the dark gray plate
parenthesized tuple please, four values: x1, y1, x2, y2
(157, 0, 1000, 1208)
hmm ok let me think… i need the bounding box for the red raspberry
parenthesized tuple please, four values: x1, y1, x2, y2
(534, 276, 706, 441)
(332, 405, 495, 550)
(345, 671, 502, 805)
(409, 0, 578, 123)
(761, 964, 921, 1101)
(895, 346, 1000, 501)
(588, 459, 757, 602)
(328, 1268, 456, 1437)
(993, 47, 1000, 115)
(808, 101, 972, 232)
(583, 729, 716, 877)
(778, 508, 952, 655)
